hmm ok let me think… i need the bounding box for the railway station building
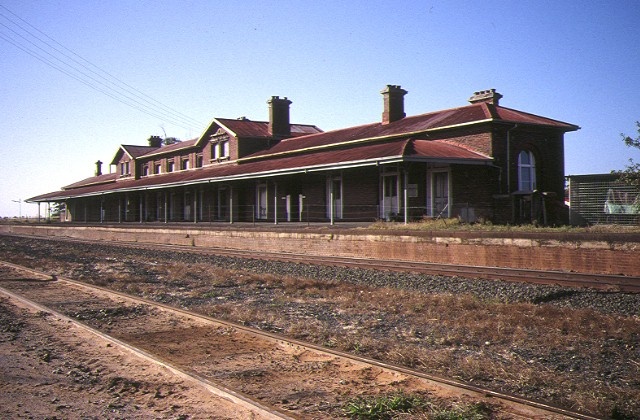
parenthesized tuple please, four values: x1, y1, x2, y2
(28, 86, 579, 225)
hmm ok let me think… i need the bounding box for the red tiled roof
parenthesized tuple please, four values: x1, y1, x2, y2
(242, 102, 577, 160)
(409, 139, 491, 160)
(491, 105, 578, 128)
(216, 118, 322, 138)
(122, 145, 159, 158)
(62, 173, 118, 189)
(136, 139, 198, 159)
(27, 99, 575, 203)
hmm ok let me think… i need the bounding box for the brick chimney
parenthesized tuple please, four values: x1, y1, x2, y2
(148, 135, 163, 147)
(468, 89, 503, 105)
(268, 96, 292, 138)
(95, 160, 103, 176)
(381, 85, 408, 124)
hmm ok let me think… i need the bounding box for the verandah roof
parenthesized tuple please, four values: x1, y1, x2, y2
(27, 138, 490, 202)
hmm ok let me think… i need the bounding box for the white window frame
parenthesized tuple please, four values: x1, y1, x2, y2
(222, 140, 229, 158)
(518, 150, 537, 192)
(120, 161, 130, 176)
(214, 140, 230, 160)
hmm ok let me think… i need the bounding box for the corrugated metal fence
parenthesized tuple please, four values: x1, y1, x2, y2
(568, 174, 640, 225)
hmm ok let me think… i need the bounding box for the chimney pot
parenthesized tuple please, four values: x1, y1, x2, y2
(148, 136, 162, 147)
(468, 89, 503, 105)
(148, 135, 163, 147)
(268, 96, 292, 138)
(381, 85, 408, 124)
(95, 160, 103, 177)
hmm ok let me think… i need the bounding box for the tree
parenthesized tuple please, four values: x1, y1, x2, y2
(613, 121, 640, 186)
(164, 137, 181, 145)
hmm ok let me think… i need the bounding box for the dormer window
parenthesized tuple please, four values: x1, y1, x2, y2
(196, 154, 203, 168)
(142, 165, 149, 176)
(120, 161, 130, 176)
(214, 140, 229, 160)
(167, 160, 175, 173)
(154, 163, 162, 174)
(181, 158, 190, 170)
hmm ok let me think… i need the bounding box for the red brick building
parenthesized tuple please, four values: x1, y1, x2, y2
(28, 86, 579, 225)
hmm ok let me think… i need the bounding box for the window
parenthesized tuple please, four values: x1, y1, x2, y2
(196, 154, 203, 168)
(518, 150, 536, 191)
(142, 165, 149, 176)
(222, 140, 229, 158)
(120, 161, 130, 176)
(214, 140, 230, 160)
(167, 160, 175, 173)
(181, 158, 190, 170)
(154, 163, 162, 174)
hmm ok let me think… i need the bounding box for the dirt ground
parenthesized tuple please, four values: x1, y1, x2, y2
(0, 293, 271, 419)
(1, 265, 524, 420)
(1, 234, 639, 418)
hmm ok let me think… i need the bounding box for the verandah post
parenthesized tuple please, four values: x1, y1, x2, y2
(229, 187, 233, 224)
(274, 183, 278, 225)
(330, 190, 334, 226)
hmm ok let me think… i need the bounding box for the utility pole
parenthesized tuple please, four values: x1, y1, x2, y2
(12, 199, 22, 218)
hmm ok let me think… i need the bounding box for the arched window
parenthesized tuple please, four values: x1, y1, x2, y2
(518, 150, 536, 191)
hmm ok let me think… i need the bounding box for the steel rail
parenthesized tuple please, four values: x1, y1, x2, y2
(0, 267, 296, 419)
(0, 259, 601, 419)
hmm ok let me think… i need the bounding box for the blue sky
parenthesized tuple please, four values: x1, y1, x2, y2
(1, 1, 639, 217)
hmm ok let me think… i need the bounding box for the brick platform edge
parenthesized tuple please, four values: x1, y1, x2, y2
(2, 224, 640, 277)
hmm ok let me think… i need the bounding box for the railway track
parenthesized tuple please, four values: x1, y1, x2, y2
(8, 232, 639, 292)
(0, 260, 598, 419)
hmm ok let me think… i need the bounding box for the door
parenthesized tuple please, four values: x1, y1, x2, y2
(217, 188, 228, 221)
(184, 192, 192, 221)
(326, 177, 342, 219)
(433, 171, 449, 217)
(381, 174, 399, 220)
(256, 185, 268, 220)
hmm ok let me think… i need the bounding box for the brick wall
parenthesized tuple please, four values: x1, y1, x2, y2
(2, 225, 639, 277)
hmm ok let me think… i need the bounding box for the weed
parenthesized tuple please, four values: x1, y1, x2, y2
(343, 392, 429, 419)
(611, 405, 636, 420)
(368, 218, 640, 233)
(344, 393, 493, 420)
(430, 402, 492, 420)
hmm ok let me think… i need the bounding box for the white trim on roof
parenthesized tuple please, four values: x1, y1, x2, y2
(27, 153, 491, 202)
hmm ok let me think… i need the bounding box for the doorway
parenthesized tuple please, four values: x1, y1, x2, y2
(326, 177, 342, 219)
(381, 174, 399, 220)
(256, 184, 267, 220)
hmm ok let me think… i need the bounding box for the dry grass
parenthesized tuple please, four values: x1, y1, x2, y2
(367, 217, 640, 233)
(169, 266, 640, 418)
